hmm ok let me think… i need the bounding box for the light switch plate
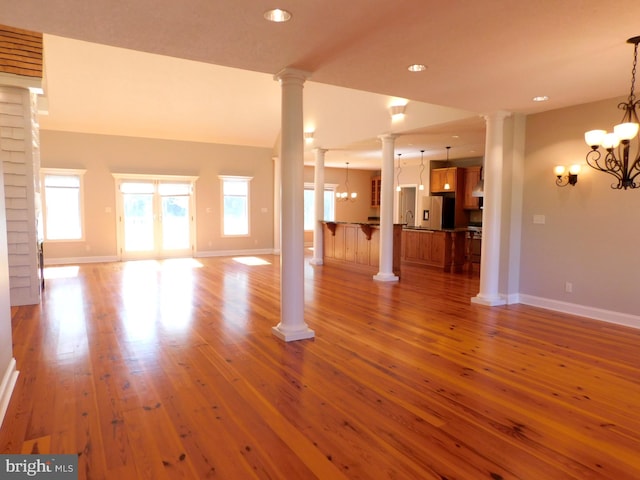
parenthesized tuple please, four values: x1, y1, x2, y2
(533, 214, 546, 224)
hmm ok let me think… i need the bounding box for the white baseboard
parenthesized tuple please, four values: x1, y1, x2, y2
(517, 294, 640, 330)
(0, 358, 19, 429)
(44, 255, 119, 265)
(195, 248, 277, 258)
(43, 250, 280, 265)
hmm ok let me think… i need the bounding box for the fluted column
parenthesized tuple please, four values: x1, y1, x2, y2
(374, 134, 399, 282)
(310, 148, 327, 266)
(272, 68, 315, 341)
(472, 111, 510, 306)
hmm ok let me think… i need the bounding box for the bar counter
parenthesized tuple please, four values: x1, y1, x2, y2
(321, 222, 402, 277)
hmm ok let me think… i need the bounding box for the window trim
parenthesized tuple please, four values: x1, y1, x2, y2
(219, 175, 253, 237)
(40, 167, 87, 242)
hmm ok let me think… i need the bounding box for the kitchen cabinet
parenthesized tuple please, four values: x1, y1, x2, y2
(323, 222, 401, 276)
(401, 228, 465, 272)
(370, 176, 381, 207)
(430, 167, 458, 193)
(465, 230, 482, 275)
(463, 166, 481, 210)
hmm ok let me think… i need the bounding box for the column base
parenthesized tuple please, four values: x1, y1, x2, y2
(373, 272, 399, 282)
(309, 257, 323, 266)
(272, 324, 315, 342)
(471, 294, 507, 306)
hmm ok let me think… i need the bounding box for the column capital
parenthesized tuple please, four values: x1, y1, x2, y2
(482, 111, 512, 123)
(274, 68, 312, 84)
(378, 133, 399, 142)
(313, 147, 328, 156)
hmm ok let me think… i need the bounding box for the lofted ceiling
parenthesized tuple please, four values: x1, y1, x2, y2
(1, 0, 639, 169)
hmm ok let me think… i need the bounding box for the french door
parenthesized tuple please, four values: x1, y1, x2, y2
(114, 175, 197, 260)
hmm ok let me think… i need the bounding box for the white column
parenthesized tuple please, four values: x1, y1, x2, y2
(272, 68, 315, 342)
(310, 148, 327, 265)
(374, 134, 399, 282)
(272, 156, 281, 255)
(472, 111, 510, 306)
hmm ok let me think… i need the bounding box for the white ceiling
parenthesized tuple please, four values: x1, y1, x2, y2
(1, 0, 639, 169)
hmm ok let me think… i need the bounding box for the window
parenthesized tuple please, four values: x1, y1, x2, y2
(303, 183, 336, 231)
(41, 169, 86, 241)
(220, 176, 252, 236)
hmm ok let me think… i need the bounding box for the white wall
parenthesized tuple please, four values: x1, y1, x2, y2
(521, 96, 640, 324)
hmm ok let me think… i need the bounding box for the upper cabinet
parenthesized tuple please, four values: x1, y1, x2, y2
(430, 167, 458, 193)
(370, 175, 381, 207)
(463, 166, 481, 210)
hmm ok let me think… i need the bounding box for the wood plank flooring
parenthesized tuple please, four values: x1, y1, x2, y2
(1, 255, 639, 479)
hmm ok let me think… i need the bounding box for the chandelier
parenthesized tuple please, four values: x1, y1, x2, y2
(336, 162, 357, 201)
(584, 36, 640, 189)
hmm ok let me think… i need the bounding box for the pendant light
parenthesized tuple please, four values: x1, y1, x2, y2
(396, 154, 402, 192)
(443, 146, 451, 190)
(336, 162, 357, 201)
(418, 150, 425, 191)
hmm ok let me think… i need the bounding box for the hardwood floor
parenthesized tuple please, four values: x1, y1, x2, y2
(1, 255, 639, 479)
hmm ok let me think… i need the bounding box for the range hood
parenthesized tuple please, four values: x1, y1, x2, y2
(471, 166, 484, 197)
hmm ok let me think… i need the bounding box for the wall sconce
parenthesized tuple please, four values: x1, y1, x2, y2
(554, 164, 580, 187)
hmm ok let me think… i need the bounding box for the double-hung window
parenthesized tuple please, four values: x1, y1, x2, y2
(219, 176, 252, 236)
(41, 168, 86, 241)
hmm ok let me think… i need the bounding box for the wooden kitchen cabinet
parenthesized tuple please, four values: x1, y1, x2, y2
(401, 228, 464, 272)
(370, 176, 381, 207)
(430, 167, 458, 193)
(323, 222, 401, 276)
(463, 166, 481, 210)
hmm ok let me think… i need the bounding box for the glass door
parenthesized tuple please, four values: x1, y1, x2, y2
(121, 182, 155, 254)
(159, 182, 191, 251)
(116, 178, 195, 260)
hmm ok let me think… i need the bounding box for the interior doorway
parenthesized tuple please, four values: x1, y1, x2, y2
(397, 186, 417, 226)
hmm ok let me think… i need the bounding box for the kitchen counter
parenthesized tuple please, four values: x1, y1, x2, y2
(321, 222, 402, 276)
(400, 227, 466, 273)
(402, 225, 469, 233)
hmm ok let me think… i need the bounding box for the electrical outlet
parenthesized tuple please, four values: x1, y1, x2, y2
(565, 282, 573, 293)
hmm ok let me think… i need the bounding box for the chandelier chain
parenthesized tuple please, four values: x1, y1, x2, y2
(631, 40, 638, 103)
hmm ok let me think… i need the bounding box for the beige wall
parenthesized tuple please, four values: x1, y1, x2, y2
(40, 130, 275, 260)
(304, 165, 378, 223)
(522, 96, 640, 317)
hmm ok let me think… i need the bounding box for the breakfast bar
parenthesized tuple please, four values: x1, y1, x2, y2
(321, 221, 402, 277)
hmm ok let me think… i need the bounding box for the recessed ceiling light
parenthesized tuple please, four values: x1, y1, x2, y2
(533, 95, 549, 102)
(407, 64, 427, 72)
(264, 8, 292, 23)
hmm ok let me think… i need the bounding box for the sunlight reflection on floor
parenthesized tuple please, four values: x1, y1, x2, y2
(232, 256, 271, 266)
(122, 258, 204, 271)
(44, 265, 80, 279)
